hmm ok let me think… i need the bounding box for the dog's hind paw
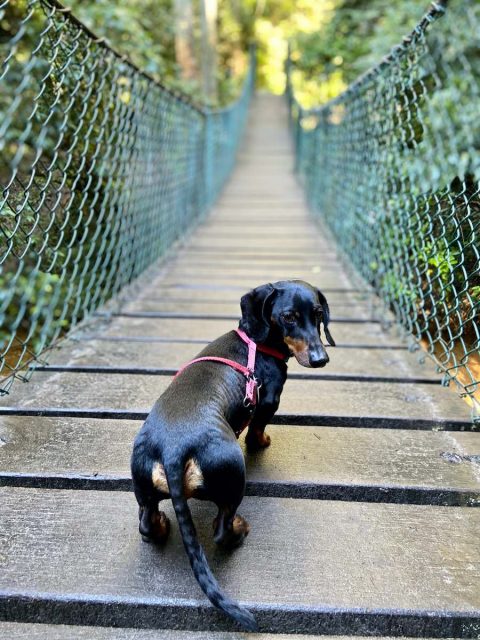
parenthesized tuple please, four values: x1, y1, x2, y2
(140, 509, 171, 545)
(214, 513, 250, 549)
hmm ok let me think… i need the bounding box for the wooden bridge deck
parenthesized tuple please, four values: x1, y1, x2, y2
(1, 95, 479, 638)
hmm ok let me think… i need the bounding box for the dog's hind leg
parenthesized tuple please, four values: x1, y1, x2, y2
(137, 497, 170, 544)
(199, 440, 250, 549)
(132, 455, 171, 545)
(213, 505, 250, 549)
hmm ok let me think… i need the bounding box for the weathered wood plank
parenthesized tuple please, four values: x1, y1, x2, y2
(0, 370, 470, 422)
(148, 273, 352, 290)
(93, 316, 400, 347)
(162, 265, 344, 280)
(175, 246, 341, 257)
(99, 311, 377, 324)
(33, 367, 440, 387)
(0, 417, 478, 504)
(0, 408, 470, 431)
(42, 337, 437, 380)
(0, 624, 396, 640)
(171, 256, 341, 268)
(0, 488, 479, 634)
(121, 298, 372, 320)
(134, 252, 364, 292)
(134, 285, 372, 301)
(167, 258, 342, 270)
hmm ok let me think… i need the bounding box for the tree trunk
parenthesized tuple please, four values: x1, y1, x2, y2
(199, 0, 218, 103)
(174, 0, 197, 80)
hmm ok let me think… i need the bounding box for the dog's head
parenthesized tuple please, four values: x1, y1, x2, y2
(239, 280, 335, 368)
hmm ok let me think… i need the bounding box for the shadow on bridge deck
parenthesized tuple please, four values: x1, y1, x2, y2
(1, 95, 479, 638)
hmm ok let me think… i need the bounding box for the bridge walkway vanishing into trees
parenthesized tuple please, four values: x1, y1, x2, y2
(0, 94, 479, 638)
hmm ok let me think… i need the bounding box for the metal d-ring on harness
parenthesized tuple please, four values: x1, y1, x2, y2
(173, 328, 286, 437)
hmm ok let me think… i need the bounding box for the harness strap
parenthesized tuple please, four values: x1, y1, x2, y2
(237, 329, 286, 362)
(238, 330, 257, 405)
(174, 355, 252, 384)
(173, 329, 287, 437)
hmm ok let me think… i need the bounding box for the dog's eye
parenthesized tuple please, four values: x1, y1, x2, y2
(281, 312, 297, 325)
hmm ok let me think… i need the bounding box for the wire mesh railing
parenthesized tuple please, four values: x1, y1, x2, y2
(288, 0, 480, 421)
(0, 0, 254, 395)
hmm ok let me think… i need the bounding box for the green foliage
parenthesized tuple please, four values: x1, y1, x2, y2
(289, 0, 430, 106)
(253, 0, 337, 94)
(66, 0, 251, 106)
(67, 0, 176, 78)
(66, 0, 204, 98)
(290, 0, 480, 399)
(0, 0, 254, 386)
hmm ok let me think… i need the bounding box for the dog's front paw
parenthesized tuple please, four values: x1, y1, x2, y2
(246, 430, 271, 451)
(232, 514, 250, 539)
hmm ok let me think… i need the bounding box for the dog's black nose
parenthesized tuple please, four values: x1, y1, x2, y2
(309, 352, 329, 368)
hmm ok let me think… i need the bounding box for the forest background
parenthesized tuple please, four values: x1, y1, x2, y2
(65, 0, 430, 107)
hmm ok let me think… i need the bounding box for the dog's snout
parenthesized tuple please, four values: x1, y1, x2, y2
(309, 349, 329, 368)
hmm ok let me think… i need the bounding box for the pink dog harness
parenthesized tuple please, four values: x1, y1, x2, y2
(174, 329, 286, 436)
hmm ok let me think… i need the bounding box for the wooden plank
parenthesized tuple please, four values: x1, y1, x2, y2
(35, 367, 440, 387)
(99, 312, 377, 324)
(42, 338, 436, 379)
(190, 232, 328, 243)
(0, 408, 471, 431)
(94, 317, 399, 346)
(193, 229, 321, 239)
(173, 252, 341, 263)
(0, 488, 479, 634)
(163, 264, 343, 277)
(134, 285, 372, 301)
(0, 624, 392, 640)
(170, 256, 342, 268)
(75, 336, 409, 351)
(0, 417, 478, 505)
(121, 299, 372, 319)
(0, 371, 470, 422)
(132, 282, 364, 294)
(182, 240, 335, 252)
(149, 273, 353, 290)
(192, 219, 324, 228)
(176, 246, 340, 257)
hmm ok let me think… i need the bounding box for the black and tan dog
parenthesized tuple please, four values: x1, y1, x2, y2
(131, 280, 335, 630)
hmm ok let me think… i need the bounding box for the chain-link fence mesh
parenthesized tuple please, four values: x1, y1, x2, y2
(0, 0, 253, 395)
(287, 0, 480, 420)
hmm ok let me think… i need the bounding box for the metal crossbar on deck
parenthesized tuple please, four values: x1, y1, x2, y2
(287, 0, 479, 419)
(0, 0, 253, 394)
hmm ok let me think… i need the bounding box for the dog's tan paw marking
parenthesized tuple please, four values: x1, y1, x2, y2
(151, 511, 170, 543)
(247, 430, 271, 450)
(258, 432, 271, 448)
(232, 514, 250, 537)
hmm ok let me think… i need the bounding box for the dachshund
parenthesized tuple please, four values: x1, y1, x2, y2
(130, 280, 335, 631)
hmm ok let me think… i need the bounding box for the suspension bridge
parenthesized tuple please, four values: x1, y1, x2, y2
(0, 0, 479, 637)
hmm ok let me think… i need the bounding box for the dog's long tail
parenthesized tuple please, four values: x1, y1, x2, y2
(164, 459, 257, 632)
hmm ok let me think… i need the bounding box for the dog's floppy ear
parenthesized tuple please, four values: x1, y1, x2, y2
(316, 288, 336, 347)
(240, 283, 276, 342)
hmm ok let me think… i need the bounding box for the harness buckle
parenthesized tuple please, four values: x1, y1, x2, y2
(243, 373, 258, 407)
